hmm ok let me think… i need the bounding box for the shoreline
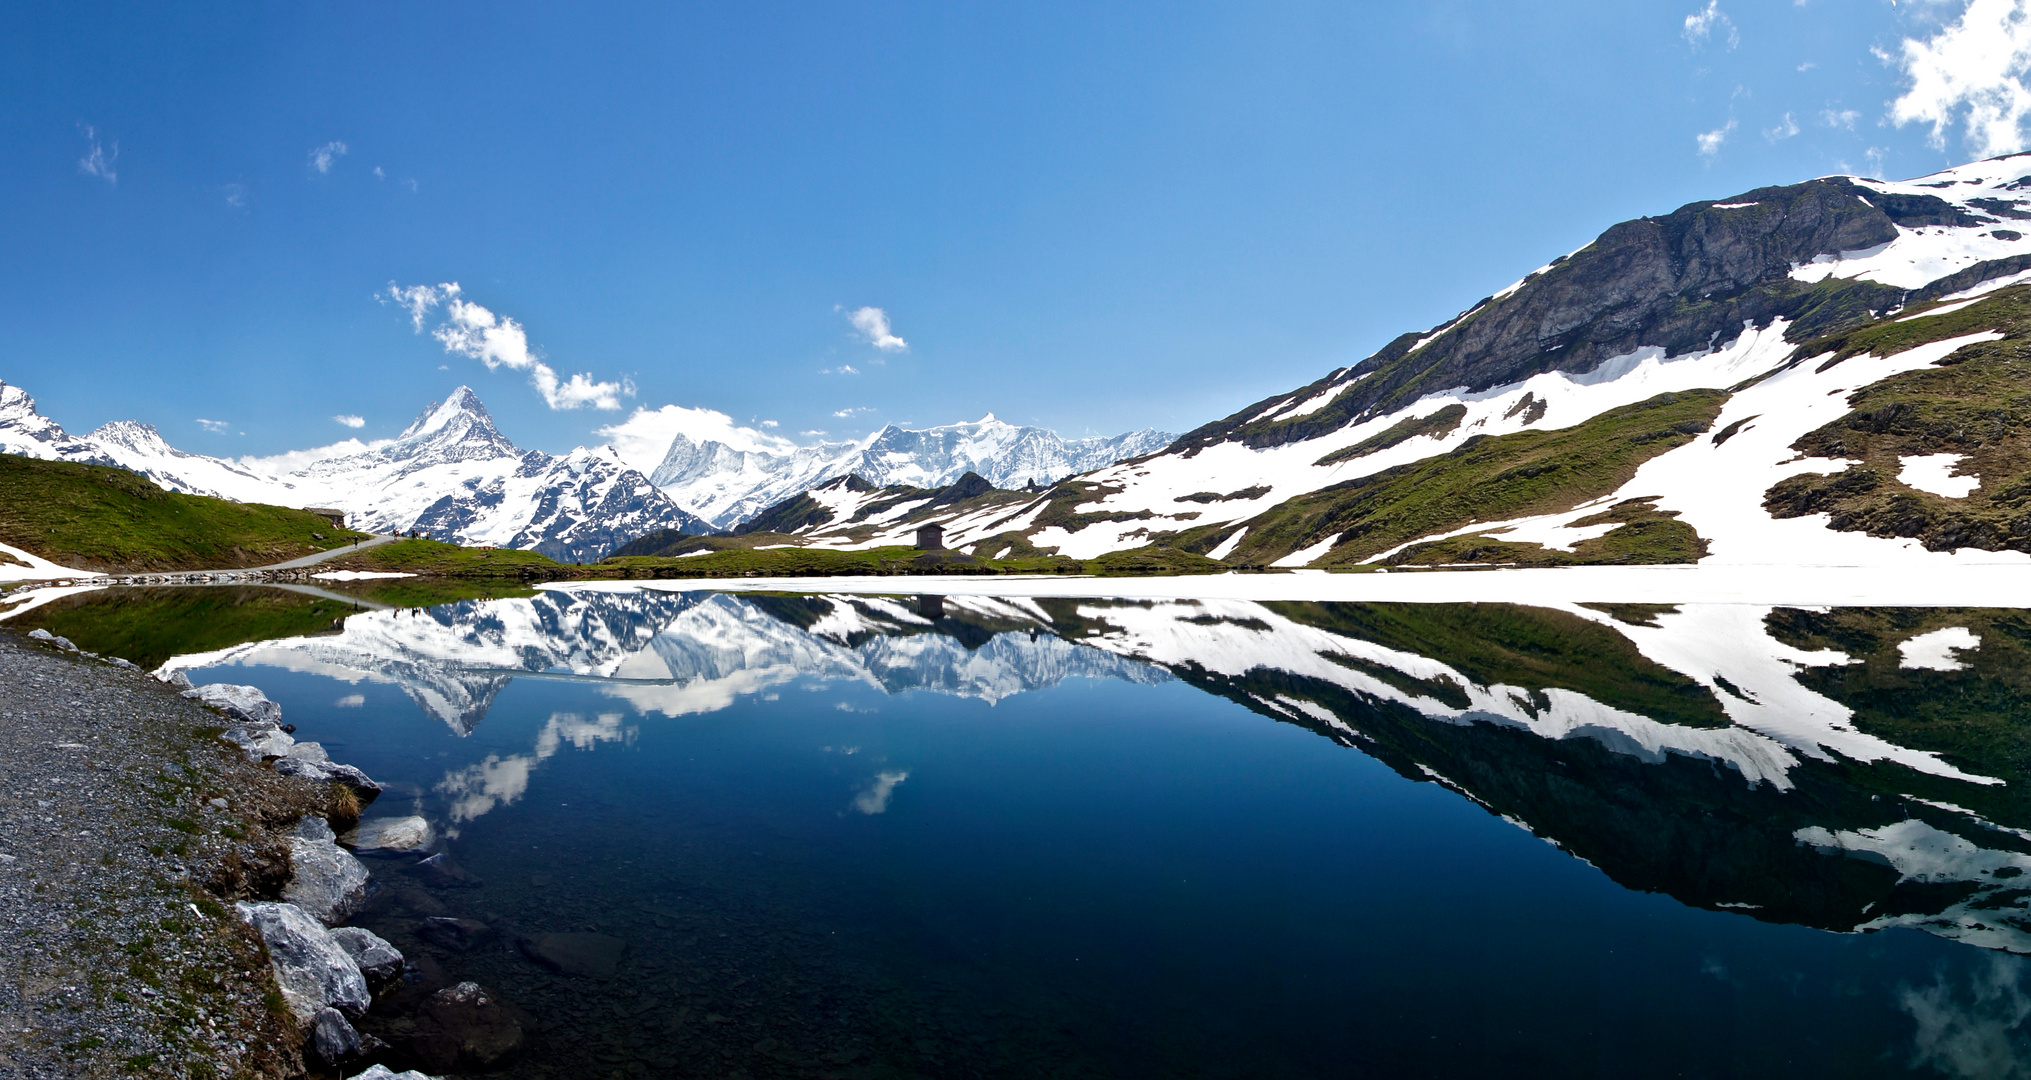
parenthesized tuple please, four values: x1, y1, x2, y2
(0, 633, 305, 1078)
(0, 631, 432, 1080)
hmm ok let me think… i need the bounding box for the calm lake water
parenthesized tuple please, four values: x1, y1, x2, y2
(10, 583, 2031, 1078)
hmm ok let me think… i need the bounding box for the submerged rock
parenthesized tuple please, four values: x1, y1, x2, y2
(282, 817, 371, 925)
(350, 815, 433, 852)
(410, 852, 481, 889)
(235, 901, 371, 1024)
(519, 932, 628, 978)
(329, 926, 405, 991)
(410, 982, 525, 1073)
(417, 917, 493, 952)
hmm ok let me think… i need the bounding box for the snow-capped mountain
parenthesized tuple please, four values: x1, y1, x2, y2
(159, 588, 1168, 734)
(647, 415, 1174, 529)
(0, 381, 708, 562)
(880, 155, 2031, 570)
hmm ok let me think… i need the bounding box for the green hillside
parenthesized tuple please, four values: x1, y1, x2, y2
(0, 455, 370, 572)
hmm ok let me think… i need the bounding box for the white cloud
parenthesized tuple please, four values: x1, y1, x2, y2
(309, 141, 348, 174)
(1683, 1, 1739, 49)
(593, 403, 797, 474)
(800, 429, 827, 436)
(1899, 955, 2031, 1080)
(372, 166, 385, 180)
(334, 694, 365, 707)
(333, 414, 365, 428)
(1798, 60, 1817, 72)
(77, 125, 116, 185)
(842, 306, 907, 352)
(852, 770, 909, 814)
(1696, 118, 1738, 157)
(388, 281, 631, 411)
(833, 406, 874, 419)
(823, 364, 861, 375)
(384, 282, 444, 331)
(1821, 107, 1861, 130)
(760, 419, 780, 428)
(1889, 0, 2031, 158)
(1765, 112, 1801, 141)
(222, 183, 247, 208)
(195, 418, 229, 433)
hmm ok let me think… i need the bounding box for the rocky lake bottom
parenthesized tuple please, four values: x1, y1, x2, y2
(9, 583, 2031, 1077)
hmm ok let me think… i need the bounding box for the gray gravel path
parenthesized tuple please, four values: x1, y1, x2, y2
(252, 536, 399, 572)
(0, 633, 304, 1079)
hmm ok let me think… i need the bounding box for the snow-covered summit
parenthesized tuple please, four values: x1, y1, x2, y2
(648, 413, 1175, 529)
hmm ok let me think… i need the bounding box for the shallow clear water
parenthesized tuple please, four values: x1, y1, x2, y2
(12, 585, 2031, 1077)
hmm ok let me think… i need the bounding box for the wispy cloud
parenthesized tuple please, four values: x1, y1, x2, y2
(1887, 0, 2031, 158)
(372, 166, 385, 180)
(760, 419, 780, 428)
(852, 770, 909, 814)
(333, 414, 365, 428)
(334, 694, 364, 708)
(833, 406, 874, 419)
(309, 141, 348, 174)
(1765, 112, 1801, 141)
(195, 418, 229, 433)
(841, 306, 907, 352)
(1821, 107, 1861, 130)
(823, 364, 860, 375)
(1899, 954, 2031, 1079)
(384, 282, 632, 411)
(1683, 1, 1739, 50)
(221, 182, 248, 208)
(77, 125, 116, 185)
(1696, 118, 1738, 158)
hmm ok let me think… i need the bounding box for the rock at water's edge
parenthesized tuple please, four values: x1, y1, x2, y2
(310, 1006, 364, 1065)
(183, 683, 283, 726)
(234, 901, 371, 1025)
(275, 754, 384, 802)
(329, 926, 404, 990)
(348, 1066, 441, 1080)
(282, 818, 372, 925)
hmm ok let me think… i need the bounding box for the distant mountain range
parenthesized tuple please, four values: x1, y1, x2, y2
(647, 415, 1173, 529)
(0, 380, 1172, 560)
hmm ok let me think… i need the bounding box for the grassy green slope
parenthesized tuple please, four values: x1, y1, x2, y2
(0, 455, 371, 572)
(5, 586, 364, 669)
(1763, 285, 2031, 553)
(1190, 390, 1727, 568)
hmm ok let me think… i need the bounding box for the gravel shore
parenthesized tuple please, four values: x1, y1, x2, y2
(0, 632, 325, 1079)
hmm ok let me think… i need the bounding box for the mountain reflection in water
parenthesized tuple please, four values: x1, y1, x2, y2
(147, 585, 2031, 958)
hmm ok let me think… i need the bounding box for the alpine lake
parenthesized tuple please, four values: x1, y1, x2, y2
(9, 579, 2031, 1079)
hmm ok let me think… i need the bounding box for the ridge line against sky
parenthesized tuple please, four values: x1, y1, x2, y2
(4, 2, 2031, 458)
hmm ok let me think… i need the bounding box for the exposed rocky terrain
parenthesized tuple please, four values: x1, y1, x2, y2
(0, 632, 307, 1078)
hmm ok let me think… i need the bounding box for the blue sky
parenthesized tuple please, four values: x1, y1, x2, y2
(1, 1, 2024, 458)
